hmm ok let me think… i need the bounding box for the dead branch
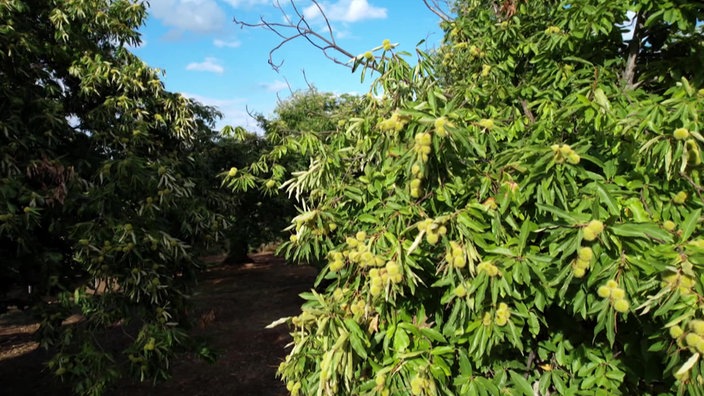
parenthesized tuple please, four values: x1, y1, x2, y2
(233, 0, 361, 72)
(301, 69, 315, 91)
(422, 0, 453, 22)
(275, 76, 294, 105)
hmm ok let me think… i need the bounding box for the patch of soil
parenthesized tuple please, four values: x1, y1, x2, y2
(0, 252, 317, 396)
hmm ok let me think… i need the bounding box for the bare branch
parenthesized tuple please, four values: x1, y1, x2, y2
(301, 69, 315, 91)
(283, 76, 293, 96)
(245, 105, 257, 120)
(520, 99, 535, 124)
(422, 0, 453, 23)
(233, 0, 366, 72)
(277, 76, 294, 102)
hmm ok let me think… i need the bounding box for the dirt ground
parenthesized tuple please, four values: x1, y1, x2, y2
(0, 252, 317, 396)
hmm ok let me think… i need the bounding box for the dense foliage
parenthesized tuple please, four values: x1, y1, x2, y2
(0, 1, 259, 394)
(230, 89, 367, 265)
(232, 0, 704, 394)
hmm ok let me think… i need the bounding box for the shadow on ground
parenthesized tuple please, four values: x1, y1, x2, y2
(0, 252, 316, 396)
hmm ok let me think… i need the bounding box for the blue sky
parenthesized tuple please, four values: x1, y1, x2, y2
(131, 0, 447, 131)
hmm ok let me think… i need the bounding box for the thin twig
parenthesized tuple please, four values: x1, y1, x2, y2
(422, 0, 453, 22)
(233, 0, 371, 72)
(302, 69, 315, 91)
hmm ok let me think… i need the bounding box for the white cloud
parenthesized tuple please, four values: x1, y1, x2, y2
(222, 0, 270, 8)
(184, 93, 260, 132)
(186, 57, 225, 73)
(213, 39, 242, 48)
(260, 80, 290, 92)
(303, 0, 387, 23)
(147, 0, 227, 34)
(335, 29, 351, 39)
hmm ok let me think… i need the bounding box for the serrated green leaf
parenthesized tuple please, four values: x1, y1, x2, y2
(610, 223, 673, 242)
(509, 370, 534, 396)
(681, 209, 701, 242)
(595, 183, 619, 215)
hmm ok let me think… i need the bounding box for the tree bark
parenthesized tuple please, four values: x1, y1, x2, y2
(622, 12, 643, 90)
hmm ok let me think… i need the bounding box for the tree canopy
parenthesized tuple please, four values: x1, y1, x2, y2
(229, 0, 704, 394)
(4, 0, 704, 394)
(0, 1, 258, 393)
